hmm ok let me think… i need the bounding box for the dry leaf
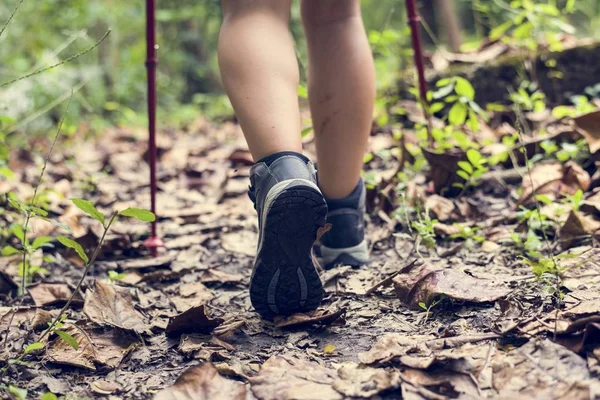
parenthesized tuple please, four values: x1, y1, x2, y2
(28, 283, 82, 308)
(422, 149, 465, 195)
(519, 161, 590, 205)
(154, 363, 247, 400)
(119, 254, 175, 270)
(274, 308, 346, 329)
(83, 280, 150, 334)
(333, 363, 401, 398)
(424, 195, 455, 222)
(0, 270, 18, 296)
(46, 326, 137, 371)
(574, 110, 600, 153)
(249, 355, 342, 400)
(221, 230, 256, 257)
(559, 211, 600, 247)
(0, 307, 53, 331)
(171, 281, 214, 313)
(166, 305, 224, 338)
(200, 269, 243, 285)
(393, 264, 510, 309)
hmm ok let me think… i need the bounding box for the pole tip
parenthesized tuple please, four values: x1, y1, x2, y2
(144, 236, 165, 258)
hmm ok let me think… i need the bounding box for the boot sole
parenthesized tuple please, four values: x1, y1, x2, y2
(250, 180, 327, 318)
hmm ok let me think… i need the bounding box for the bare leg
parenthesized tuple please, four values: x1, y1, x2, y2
(301, 0, 376, 199)
(218, 0, 301, 160)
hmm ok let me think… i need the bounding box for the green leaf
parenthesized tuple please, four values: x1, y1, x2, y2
(490, 20, 513, 40)
(436, 78, 453, 87)
(297, 84, 308, 99)
(535, 194, 554, 205)
(0, 167, 14, 179)
(71, 198, 105, 225)
(466, 149, 483, 166)
(55, 330, 79, 350)
(432, 83, 455, 99)
(457, 161, 473, 174)
(1, 245, 21, 256)
(32, 236, 53, 250)
(454, 77, 475, 100)
(457, 170, 471, 181)
(120, 208, 156, 222)
(429, 102, 444, 114)
(57, 237, 88, 264)
(29, 206, 48, 217)
(8, 385, 27, 400)
(12, 224, 25, 243)
(418, 302, 427, 310)
(551, 106, 574, 119)
(23, 341, 44, 355)
(41, 393, 58, 400)
(301, 126, 313, 138)
(448, 103, 467, 126)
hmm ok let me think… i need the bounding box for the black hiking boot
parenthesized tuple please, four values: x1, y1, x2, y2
(248, 155, 327, 318)
(314, 178, 369, 269)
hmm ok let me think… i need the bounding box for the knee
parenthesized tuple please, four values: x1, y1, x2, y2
(221, 0, 292, 20)
(301, 0, 361, 27)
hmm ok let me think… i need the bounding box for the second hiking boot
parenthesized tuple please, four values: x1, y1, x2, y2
(248, 154, 327, 318)
(314, 178, 369, 269)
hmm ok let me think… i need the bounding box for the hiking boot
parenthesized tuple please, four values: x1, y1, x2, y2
(314, 178, 369, 269)
(248, 155, 327, 318)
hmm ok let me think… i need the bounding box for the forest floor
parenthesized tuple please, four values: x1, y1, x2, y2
(2, 103, 600, 399)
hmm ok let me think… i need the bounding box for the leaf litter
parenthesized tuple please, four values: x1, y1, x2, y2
(1, 105, 600, 398)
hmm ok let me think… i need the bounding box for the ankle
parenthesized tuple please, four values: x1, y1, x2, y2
(323, 178, 364, 211)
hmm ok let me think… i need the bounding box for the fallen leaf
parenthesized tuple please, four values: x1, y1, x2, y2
(166, 305, 224, 338)
(0, 270, 18, 297)
(274, 308, 346, 329)
(333, 362, 401, 398)
(422, 148, 465, 195)
(399, 368, 480, 399)
(221, 230, 256, 257)
(90, 380, 121, 395)
(46, 326, 137, 371)
(0, 307, 53, 331)
(213, 318, 246, 339)
(559, 211, 600, 247)
(28, 283, 82, 308)
(200, 269, 243, 285)
(83, 280, 150, 334)
(170, 281, 214, 313)
(249, 355, 342, 400)
(154, 363, 247, 400)
(519, 161, 590, 205)
(119, 254, 175, 270)
(574, 110, 600, 153)
(424, 195, 455, 222)
(359, 333, 498, 368)
(392, 264, 510, 309)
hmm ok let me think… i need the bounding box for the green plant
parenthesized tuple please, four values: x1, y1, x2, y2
(509, 81, 546, 113)
(418, 296, 445, 322)
(540, 138, 589, 163)
(410, 209, 438, 250)
(552, 94, 597, 119)
(455, 148, 489, 190)
(510, 230, 543, 258)
(431, 77, 488, 133)
(450, 224, 485, 246)
(490, 0, 576, 51)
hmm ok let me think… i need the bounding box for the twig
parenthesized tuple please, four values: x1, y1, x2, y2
(0, 29, 110, 88)
(0, 0, 24, 39)
(39, 212, 118, 341)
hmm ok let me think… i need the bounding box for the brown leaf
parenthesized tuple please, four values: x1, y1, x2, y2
(119, 254, 175, 270)
(393, 265, 510, 309)
(221, 230, 256, 257)
(0, 307, 53, 332)
(46, 326, 137, 371)
(154, 363, 247, 400)
(424, 195, 455, 222)
(519, 161, 590, 205)
(28, 283, 82, 308)
(249, 355, 342, 400)
(399, 368, 480, 399)
(274, 307, 346, 329)
(333, 363, 401, 398)
(171, 281, 214, 313)
(166, 305, 224, 338)
(359, 333, 497, 369)
(422, 148, 465, 195)
(574, 110, 600, 153)
(83, 280, 150, 334)
(559, 211, 600, 248)
(200, 269, 243, 285)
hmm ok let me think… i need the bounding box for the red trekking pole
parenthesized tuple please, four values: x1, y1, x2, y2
(405, 0, 433, 145)
(143, 0, 164, 257)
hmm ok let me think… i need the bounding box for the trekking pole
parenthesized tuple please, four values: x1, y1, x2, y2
(143, 0, 164, 257)
(405, 0, 433, 145)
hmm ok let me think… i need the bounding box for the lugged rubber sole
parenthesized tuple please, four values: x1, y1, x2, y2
(250, 180, 327, 318)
